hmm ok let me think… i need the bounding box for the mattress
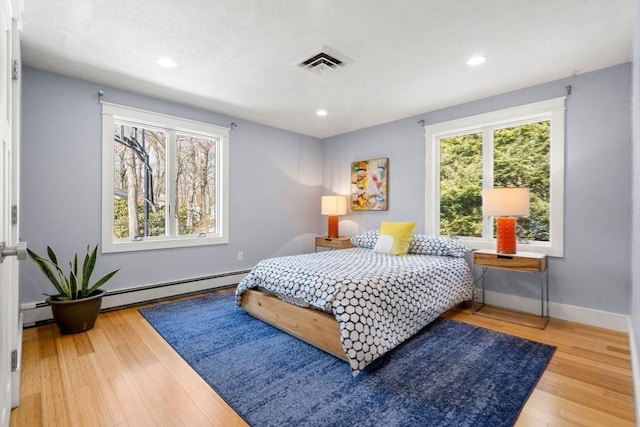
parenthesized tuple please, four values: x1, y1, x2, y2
(236, 247, 474, 375)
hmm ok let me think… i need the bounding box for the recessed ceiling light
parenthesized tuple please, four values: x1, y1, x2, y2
(466, 55, 486, 66)
(157, 57, 177, 68)
(317, 110, 328, 117)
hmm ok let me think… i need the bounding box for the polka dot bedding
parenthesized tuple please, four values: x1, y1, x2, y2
(235, 247, 474, 376)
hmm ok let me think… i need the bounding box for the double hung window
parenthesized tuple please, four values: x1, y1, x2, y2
(101, 103, 229, 252)
(425, 97, 565, 256)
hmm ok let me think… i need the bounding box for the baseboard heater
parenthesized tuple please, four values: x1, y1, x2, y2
(21, 270, 251, 327)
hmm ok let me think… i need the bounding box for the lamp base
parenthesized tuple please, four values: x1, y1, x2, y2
(496, 217, 517, 254)
(327, 215, 339, 238)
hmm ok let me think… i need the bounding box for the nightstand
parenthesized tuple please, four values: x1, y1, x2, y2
(315, 236, 355, 251)
(472, 249, 549, 329)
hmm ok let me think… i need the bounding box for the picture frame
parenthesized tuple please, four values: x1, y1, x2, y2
(350, 158, 388, 211)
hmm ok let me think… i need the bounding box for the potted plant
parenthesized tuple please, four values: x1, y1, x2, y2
(27, 244, 119, 334)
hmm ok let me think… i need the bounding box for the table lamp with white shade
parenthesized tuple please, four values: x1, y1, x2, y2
(482, 187, 530, 254)
(321, 195, 347, 238)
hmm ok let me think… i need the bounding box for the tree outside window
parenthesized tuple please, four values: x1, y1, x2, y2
(425, 97, 564, 256)
(439, 122, 550, 242)
(102, 103, 229, 253)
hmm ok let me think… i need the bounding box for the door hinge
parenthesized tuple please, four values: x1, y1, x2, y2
(11, 350, 17, 372)
(11, 205, 17, 225)
(12, 59, 18, 80)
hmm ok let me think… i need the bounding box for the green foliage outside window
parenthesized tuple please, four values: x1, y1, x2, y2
(113, 198, 130, 238)
(113, 199, 206, 239)
(439, 133, 483, 237)
(494, 122, 550, 241)
(439, 121, 550, 242)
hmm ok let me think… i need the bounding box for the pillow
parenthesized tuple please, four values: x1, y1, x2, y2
(407, 234, 468, 257)
(373, 221, 417, 256)
(350, 230, 379, 248)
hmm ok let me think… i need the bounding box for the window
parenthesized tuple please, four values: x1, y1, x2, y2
(101, 103, 229, 252)
(425, 97, 565, 256)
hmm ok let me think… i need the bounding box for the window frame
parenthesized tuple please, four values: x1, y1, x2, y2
(101, 102, 230, 253)
(424, 97, 565, 257)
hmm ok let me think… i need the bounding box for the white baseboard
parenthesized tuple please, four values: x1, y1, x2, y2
(21, 271, 249, 327)
(20, 275, 628, 332)
(482, 289, 629, 332)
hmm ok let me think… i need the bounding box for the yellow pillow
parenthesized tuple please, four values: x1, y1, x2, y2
(373, 221, 417, 255)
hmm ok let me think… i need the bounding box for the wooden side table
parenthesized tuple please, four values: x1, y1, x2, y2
(472, 249, 549, 329)
(315, 236, 355, 251)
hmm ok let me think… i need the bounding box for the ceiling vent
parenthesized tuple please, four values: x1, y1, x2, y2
(296, 47, 348, 75)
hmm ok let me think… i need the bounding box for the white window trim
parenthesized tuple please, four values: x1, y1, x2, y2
(424, 97, 565, 257)
(101, 102, 230, 253)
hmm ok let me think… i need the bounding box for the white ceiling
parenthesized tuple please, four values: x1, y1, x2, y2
(18, 0, 634, 139)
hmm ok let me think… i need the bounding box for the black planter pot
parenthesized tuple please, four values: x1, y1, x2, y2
(46, 289, 105, 334)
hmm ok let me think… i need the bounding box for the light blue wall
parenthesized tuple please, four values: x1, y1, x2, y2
(21, 63, 633, 316)
(323, 63, 632, 315)
(631, 0, 640, 393)
(19, 66, 323, 303)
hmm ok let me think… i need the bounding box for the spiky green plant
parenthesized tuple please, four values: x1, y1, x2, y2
(27, 245, 119, 301)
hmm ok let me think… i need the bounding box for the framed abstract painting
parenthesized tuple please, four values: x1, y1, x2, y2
(350, 158, 388, 210)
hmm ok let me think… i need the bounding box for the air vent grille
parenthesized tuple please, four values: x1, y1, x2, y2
(297, 49, 347, 74)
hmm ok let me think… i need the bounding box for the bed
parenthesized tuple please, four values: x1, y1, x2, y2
(235, 231, 474, 376)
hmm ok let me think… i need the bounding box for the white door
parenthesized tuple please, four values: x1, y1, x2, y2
(0, 1, 22, 425)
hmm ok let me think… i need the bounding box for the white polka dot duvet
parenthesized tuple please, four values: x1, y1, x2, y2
(236, 247, 474, 376)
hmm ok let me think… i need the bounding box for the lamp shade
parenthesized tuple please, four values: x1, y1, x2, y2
(321, 196, 347, 216)
(482, 188, 530, 217)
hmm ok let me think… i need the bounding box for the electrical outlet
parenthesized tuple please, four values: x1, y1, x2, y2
(237, 251, 243, 261)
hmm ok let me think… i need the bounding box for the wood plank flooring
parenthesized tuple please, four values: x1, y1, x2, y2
(10, 289, 636, 426)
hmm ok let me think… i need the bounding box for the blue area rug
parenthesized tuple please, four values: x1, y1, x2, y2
(139, 291, 555, 427)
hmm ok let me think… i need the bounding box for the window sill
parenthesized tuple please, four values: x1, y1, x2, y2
(455, 238, 563, 258)
(102, 235, 228, 253)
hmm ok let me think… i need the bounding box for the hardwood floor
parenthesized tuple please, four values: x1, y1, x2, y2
(10, 289, 636, 426)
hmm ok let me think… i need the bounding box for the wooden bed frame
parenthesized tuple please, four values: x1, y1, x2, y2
(240, 288, 347, 361)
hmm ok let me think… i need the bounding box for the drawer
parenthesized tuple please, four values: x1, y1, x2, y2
(315, 237, 354, 249)
(473, 252, 547, 272)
